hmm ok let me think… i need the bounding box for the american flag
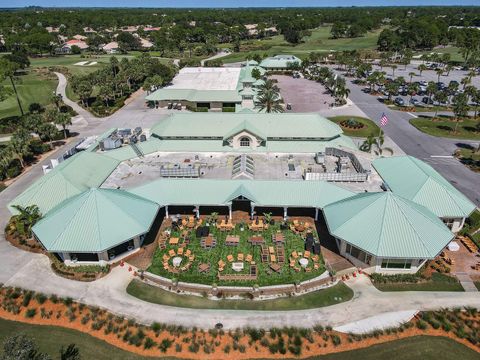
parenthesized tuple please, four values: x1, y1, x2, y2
(380, 113, 389, 126)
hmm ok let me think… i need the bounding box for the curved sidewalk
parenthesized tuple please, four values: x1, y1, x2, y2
(2, 253, 480, 330)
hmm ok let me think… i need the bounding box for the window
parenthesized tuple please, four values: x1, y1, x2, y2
(240, 137, 251, 147)
(381, 258, 412, 269)
(345, 243, 372, 265)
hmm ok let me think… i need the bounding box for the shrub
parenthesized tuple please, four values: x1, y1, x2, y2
(25, 308, 36, 318)
(223, 344, 231, 353)
(144, 337, 156, 349)
(35, 293, 47, 305)
(159, 338, 173, 353)
(330, 334, 341, 346)
(416, 320, 428, 330)
(22, 291, 33, 307)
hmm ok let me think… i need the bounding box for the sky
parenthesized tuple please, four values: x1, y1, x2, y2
(2, 0, 480, 8)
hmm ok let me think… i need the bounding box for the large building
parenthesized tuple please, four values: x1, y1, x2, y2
(146, 65, 266, 111)
(8, 113, 476, 273)
(259, 54, 302, 70)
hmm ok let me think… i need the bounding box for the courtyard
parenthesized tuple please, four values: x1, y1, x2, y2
(147, 213, 326, 286)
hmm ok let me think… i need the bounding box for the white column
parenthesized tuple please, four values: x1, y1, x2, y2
(228, 204, 232, 219)
(194, 205, 200, 219)
(62, 252, 71, 261)
(133, 236, 141, 249)
(99, 251, 109, 262)
(283, 207, 288, 221)
(165, 205, 169, 218)
(250, 205, 255, 220)
(315, 208, 319, 221)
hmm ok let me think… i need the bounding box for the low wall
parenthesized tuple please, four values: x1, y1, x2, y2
(140, 270, 338, 300)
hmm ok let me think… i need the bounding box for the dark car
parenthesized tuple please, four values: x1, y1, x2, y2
(394, 97, 405, 106)
(422, 96, 434, 105)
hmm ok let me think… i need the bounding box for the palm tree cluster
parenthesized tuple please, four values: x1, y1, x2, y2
(305, 65, 350, 105)
(0, 105, 71, 180)
(70, 54, 175, 109)
(254, 79, 284, 113)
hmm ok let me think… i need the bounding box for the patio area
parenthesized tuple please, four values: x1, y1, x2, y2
(147, 213, 326, 286)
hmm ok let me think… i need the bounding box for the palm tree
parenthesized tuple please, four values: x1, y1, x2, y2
(60, 343, 81, 360)
(408, 83, 420, 103)
(391, 64, 397, 78)
(426, 81, 437, 104)
(0, 58, 24, 115)
(408, 72, 416, 84)
(11, 204, 42, 238)
(360, 134, 376, 152)
(417, 64, 427, 76)
(460, 76, 471, 90)
(452, 93, 469, 133)
(435, 68, 444, 82)
(39, 123, 58, 149)
(8, 128, 32, 169)
(54, 112, 72, 139)
(255, 89, 284, 113)
(433, 90, 448, 118)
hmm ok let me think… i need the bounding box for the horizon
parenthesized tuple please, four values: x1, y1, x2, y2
(2, 1, 480, 9)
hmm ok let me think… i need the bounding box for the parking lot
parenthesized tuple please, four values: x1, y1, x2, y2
(271, 75, 334, 112)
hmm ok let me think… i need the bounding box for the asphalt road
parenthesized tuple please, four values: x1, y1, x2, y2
(336, 69, 480, 206)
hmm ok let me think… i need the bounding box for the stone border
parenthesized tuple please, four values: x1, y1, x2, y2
(139, 268, 338, 300)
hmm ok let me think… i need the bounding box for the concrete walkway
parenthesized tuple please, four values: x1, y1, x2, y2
(200, 51, 230, 66)
(334, 310, 418, 334)
(455, 272, 479, 292)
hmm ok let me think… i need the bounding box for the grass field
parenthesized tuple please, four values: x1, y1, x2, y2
(127, 279, 353, 310)
(148, 222, 325, 286)
(373, 273, 464, 292)
(0, 319, 477, 360)
(328, 116, 381, 138)
(410, 116, 480, 140)
(0, 71, 58, 119)
(455, 146, 480, 173)
(416, 46, 464, 63)
(222, 26, 382, 63)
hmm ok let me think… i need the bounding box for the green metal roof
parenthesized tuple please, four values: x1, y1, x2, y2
(9, 152, 120, 215)
(259, 55, 302, 69)
(129, 179, 354, 209)
(151, 113, 344, 140)
(323, 191, 454, 259)
(373, 156, 476, 218)
(145, 89, 242, 103)
(32, 188, 159, 253)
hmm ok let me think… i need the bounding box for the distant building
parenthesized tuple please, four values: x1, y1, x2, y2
(259, 55, 302, 70)
(102, 41, 119, 54)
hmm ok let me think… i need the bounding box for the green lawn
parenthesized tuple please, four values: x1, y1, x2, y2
(0, 318, 156, 360)
(410, 116, 480, 140)
(455, 147, 480, 173)
(0, 320, 477, 360)
(0, 71, 58, 119)
(328, 116, 381, 138)
(222, 26, 382, 63)
(315, 336, 479, 360)
(147, 222, 325, 286)
(415, 46, 464, 63)
(127, 279, 353, 310)
(373, 273, 465, 292)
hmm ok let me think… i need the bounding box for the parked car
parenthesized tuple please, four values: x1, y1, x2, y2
(394, 97, 405, 106)
(167, 102, 173, 109)
(409, 98, 420, 106)
(422, 96, 434, 105)
(286, 103, 292, 110)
